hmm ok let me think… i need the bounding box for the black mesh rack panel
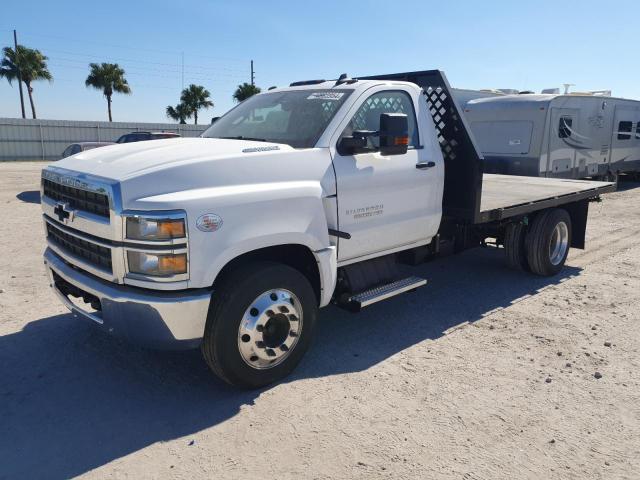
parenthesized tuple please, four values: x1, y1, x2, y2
(361, 70, 484, 223)
(46, 222, 113, 273)
(43, 179, 110, 218)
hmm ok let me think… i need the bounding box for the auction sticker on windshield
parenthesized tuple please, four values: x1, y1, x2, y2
(307, 92, 345, 100)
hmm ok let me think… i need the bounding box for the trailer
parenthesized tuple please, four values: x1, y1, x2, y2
(462, 93, 640, 180)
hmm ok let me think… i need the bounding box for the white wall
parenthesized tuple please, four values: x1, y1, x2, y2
(0, 118, 208, 161)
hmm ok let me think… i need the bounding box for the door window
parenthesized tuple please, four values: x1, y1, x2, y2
(342, 90, 419, 151)
(618, 121, 632, 140)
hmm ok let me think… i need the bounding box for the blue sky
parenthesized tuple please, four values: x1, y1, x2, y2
(1, 0, 638, 123)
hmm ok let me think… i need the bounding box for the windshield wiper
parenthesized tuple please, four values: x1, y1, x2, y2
(219, 136, 268, 142)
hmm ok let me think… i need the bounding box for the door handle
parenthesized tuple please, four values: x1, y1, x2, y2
(416, 161, 436, 170)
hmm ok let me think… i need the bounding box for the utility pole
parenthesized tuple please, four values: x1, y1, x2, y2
(13, 29, 26, 119)
(250, 60, 255, 86)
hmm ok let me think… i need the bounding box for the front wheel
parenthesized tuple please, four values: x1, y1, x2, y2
(202, 262, 318, 388)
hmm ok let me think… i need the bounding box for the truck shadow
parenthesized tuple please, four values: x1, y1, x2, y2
(615, 178, 640, 192)
(16, 190, 41, 204)
(298, 247, 581, 379)
(0, 246, 580, 479)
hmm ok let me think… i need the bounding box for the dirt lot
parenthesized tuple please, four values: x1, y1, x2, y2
(0, 162, 639, 480)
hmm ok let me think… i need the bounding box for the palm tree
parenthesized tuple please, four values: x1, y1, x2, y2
(233, 82, 261, 103)
(85, 63, 131, 122)
(180, 84, 213, 124)
(166, 102, 190, 124)
(0, 45, 52, 119)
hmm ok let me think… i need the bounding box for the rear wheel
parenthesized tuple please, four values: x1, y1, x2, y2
(504, 222, 529, 271)
(202, 262, 318, 389)
(525, 209, 572, 276)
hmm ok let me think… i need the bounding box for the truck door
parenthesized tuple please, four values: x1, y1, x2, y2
(330, 87, 441, 262)
(547, 108, 579, 178)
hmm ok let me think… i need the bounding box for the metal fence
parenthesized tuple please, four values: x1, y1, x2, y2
(0, 118, 209, 161)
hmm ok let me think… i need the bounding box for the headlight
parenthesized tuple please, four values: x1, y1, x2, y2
(126, 216, 186, 241)
(127, 251, 187, 277)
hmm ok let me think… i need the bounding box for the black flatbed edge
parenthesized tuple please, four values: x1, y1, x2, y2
(475, 174, 616, 223)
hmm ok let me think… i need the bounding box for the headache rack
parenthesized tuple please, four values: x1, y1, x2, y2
(361, 70, 485, 223)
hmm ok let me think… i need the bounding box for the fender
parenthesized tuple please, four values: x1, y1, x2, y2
(205, 237, 337, 307)
(176, 180, 336, 303)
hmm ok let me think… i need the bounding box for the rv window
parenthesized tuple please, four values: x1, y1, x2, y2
(618, 121, 632, 140)
(635, 122, 640, 139)
(558, 117, 572, 138)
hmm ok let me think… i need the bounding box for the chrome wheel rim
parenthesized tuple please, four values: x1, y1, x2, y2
(549, 221, 569, 265)
(238, 289, 303, 370)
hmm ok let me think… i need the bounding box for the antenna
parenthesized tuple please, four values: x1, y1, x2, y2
(563, 83, 575, 94)
(335, 73, 357, 86)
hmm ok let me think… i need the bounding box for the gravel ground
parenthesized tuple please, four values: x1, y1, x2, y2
(1, 162, 639, 480)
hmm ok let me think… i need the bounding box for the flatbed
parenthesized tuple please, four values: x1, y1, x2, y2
(478, 174, 616, 222)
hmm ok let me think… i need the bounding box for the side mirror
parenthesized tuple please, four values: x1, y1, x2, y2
(379, 113, 409, 155)
(337, 132, 367, 156)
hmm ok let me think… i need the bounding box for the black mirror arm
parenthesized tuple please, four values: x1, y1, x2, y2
(352, 129, 379, 139)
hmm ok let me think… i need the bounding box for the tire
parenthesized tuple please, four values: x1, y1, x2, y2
(525, 208, 572, 276)
(201, 262, 318, 389)
(504, 222, 529, 271)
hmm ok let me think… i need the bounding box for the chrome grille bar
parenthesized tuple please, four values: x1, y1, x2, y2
(42, 178, 110, 218)
(46, 221, 113, 273)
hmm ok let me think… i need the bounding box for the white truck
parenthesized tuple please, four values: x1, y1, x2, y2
(41, 70, 615, 388)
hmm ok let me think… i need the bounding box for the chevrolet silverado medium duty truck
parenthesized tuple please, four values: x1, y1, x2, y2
(41, 70, 615, 388)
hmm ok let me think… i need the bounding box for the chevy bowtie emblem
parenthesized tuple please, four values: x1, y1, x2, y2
(53, 202, 74, 223)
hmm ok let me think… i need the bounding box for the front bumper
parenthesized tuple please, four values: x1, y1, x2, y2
(44, 248, 211, 349)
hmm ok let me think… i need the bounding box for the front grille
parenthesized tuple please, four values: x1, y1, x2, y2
(43, 179, 110, 218)
(46, 222, 113, 273)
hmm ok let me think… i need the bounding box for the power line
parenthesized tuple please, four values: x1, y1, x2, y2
(47, 57, 247, 80)
(43, 65, 242, 90)
(16, 30, 248, 63)
(40, 47, 247, 73)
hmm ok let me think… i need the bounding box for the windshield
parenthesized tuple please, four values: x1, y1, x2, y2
(202, 89, 353, 148)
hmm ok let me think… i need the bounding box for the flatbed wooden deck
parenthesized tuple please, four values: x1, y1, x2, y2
(477, 174, 616, 222)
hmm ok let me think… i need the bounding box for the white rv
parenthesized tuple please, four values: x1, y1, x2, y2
(464, 94, 640, 180)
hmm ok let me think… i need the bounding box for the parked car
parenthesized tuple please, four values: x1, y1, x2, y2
(61, 142, 114, 159)
(115, 131, 181, 143)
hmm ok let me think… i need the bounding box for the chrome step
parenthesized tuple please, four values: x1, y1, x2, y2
(347, 276, 427, 310)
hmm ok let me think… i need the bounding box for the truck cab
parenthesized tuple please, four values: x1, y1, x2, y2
(41, 71, 614, 388)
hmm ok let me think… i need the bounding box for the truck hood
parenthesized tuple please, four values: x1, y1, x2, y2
(48, 137, 335, 209)
(55, 137, 292, 181)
